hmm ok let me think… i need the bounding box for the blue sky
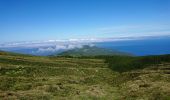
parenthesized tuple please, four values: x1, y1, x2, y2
(0, 0, 170, 42)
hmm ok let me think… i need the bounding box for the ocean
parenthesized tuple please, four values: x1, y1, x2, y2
(96, 37, 170, 56)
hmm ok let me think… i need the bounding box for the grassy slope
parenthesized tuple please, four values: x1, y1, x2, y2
(0, 51, 170, 99)
(0, 51, 118, 100)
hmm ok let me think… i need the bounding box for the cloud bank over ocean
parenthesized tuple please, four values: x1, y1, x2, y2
(1, 35, 170, 48)
(0, 35, 170, 56)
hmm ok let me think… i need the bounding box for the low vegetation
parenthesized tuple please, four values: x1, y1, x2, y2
(0, 51, 170, 99)
(104, 54, 170, 72)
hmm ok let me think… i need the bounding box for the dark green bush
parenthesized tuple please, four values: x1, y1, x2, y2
(95, 54, 170, 72)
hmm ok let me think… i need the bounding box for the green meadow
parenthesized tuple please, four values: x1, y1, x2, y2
(0, 51, 170, 100)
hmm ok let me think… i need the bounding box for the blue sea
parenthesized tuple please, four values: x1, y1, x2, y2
(96, 37, 170, 56)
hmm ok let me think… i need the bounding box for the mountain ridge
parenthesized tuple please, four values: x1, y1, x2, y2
(57, 45, 133, 57)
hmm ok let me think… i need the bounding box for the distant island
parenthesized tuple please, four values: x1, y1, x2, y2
(57, 45, 133, 57)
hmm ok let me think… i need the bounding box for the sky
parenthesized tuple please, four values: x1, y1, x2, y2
(0, 0, 170, 42)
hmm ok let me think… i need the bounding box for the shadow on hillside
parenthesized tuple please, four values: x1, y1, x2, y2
(103, 54, 170, 72)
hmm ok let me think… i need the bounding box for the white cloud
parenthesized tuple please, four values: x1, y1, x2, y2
(34, 43, 90, 53)
(0, 34, 170, 49)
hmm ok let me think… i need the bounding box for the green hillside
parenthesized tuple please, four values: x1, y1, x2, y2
(0, 51, 170, 99)
(57, 45, 133, 57)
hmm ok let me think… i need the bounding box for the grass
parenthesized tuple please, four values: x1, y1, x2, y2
(0, 51, 170, 99)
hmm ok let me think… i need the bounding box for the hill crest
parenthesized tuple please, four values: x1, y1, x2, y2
(57, 45, 133, 57)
